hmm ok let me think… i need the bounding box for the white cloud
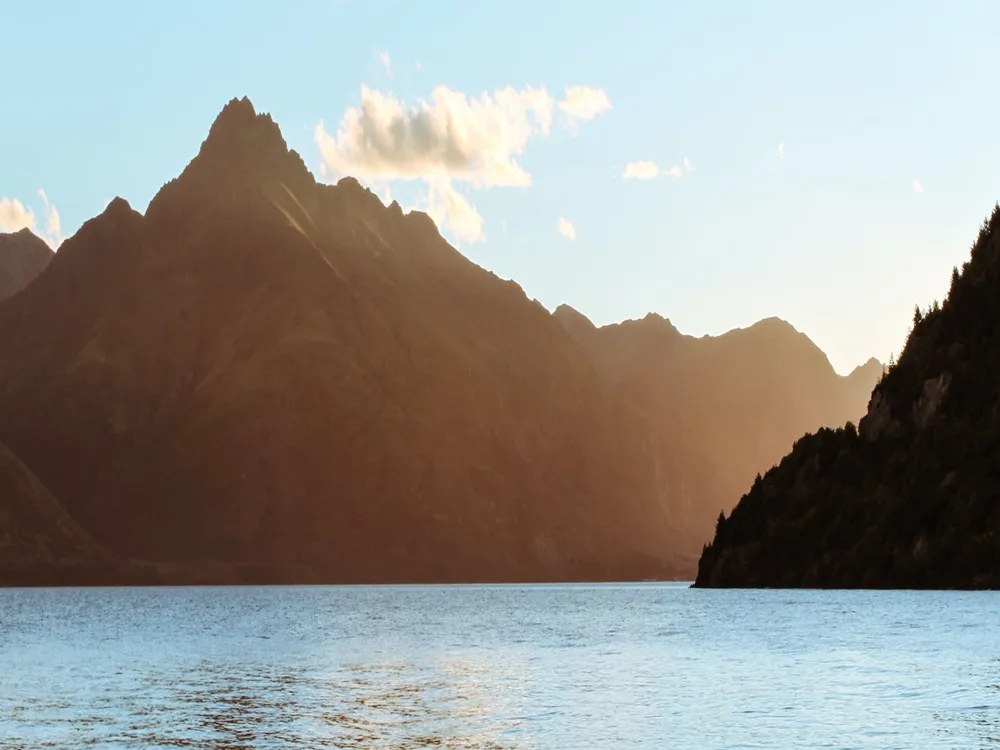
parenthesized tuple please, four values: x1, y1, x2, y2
(624, 161, 659, 180)
(500, 220, 507, 234)
(778, 141, 785, 163)
(315, 83, 607, 244)
(623, 159, 685, 181)
(316, 84, 554, 189)
(0, 191, 62, 249)
(378, 50, 392, 77)
(913, 178, 923, 194)
(557, 216, 576, 241)
(426, 178, 484, 245)
(558, 86, 612, 124)
(36, 189, 63, 248)
(0, 197, 36, 234)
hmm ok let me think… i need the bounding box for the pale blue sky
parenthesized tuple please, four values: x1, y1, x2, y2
(2, 0, 999, 373)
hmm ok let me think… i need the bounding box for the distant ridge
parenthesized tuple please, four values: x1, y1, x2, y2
(555, 305, 882, 524)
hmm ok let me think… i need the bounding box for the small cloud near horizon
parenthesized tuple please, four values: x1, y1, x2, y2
(557, 216, 576, 241)
(623, 157, 688, 181)
(913, 178, 923, 194)
(624, 161, 659, 180)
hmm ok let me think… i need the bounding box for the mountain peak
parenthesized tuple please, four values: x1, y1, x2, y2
(847, 357, 884, 380)
(146, 96, 314, 222)
(200, 96, 288, 163)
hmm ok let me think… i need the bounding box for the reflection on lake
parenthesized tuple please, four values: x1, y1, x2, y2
(0, 585, 998, 748)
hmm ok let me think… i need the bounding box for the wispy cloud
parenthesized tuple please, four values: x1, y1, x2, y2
(913, 178, 923, 194)
(426, 177, 484, 244)
(683, 156, 693, 173)
(377, 50, 392, 78)
(36, 189, 63, 248)
(778, 141, 786, 163)
(557, 216, 576, 241)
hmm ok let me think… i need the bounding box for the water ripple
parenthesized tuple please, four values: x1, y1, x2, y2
(0, 585, 998, 748)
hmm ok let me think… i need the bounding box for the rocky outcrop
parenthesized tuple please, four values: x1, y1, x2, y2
(696, 205, 1000, 589)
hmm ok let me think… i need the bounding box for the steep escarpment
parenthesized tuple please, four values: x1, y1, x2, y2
(555, 306, 882, 543)
(0, 97, 688, 584)
(696, 205, 1000, 589)
(0, 229, 52, 301)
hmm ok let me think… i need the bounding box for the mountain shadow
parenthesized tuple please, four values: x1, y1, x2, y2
(696, 205, 1000, 589)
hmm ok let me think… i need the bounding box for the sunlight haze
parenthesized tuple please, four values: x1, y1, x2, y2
(2, 0, 998, 373)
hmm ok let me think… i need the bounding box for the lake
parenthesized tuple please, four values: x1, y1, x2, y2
(0, 584, 997, 748)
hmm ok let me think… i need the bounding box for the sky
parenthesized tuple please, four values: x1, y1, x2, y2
(2, 1, 1000, 374)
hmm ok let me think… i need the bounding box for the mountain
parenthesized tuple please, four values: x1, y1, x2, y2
(695, 206, 1000, 589)
(0, 229, 52, 301)
(555, 306, 882, 543)
(0, 97, 692, 584)
(0, 439, 113, 584)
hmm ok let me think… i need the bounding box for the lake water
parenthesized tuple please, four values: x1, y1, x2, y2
(0, 584, 997, 748)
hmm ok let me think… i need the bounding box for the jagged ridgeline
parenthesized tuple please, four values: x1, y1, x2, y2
(696, 205, 1000, 590)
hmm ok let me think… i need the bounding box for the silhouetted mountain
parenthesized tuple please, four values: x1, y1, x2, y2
(0, 439, 112, 583)
(0, 229, 52, 301)
(555, 305, 882, 544)
(696, 206, 1000, 589)
(0, 97, 692, 584)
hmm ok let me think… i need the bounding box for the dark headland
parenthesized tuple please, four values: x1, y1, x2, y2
(0, 97, 881, 586)
(696, 207, 1000, 590)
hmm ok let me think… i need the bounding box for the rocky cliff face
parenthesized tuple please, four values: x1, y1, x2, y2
(696, 206, 1000, 589)
(0, 97, 689, 584)
(0, 229, 52, 301)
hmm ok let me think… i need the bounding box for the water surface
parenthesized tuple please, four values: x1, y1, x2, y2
(1, 584, 997, 748)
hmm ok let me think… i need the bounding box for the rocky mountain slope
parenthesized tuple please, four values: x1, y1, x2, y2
(0, 229, 52, 301)
(0, 439, 114, 584)
(696, 206, 1000, 589)
(0, 98, 694, 584)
